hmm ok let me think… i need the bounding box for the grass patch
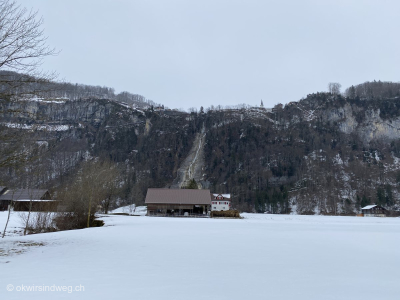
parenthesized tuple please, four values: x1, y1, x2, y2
(0, 241, 45, 257)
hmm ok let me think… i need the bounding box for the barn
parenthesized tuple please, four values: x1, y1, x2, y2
(145, 188, 211, 216)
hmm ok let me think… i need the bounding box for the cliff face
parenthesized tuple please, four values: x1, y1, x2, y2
(4, 99, 114, 125)
(1, 93, 400, 214)
(322, 102, 400, 142)
(0, 98, 196, 200)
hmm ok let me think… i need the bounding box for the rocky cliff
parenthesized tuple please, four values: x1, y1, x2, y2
(1, 87, 400, 214)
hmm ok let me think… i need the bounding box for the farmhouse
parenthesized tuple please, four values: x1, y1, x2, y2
(211, 194, 231, 211)
(361, 205, 386, 217)
(145, 188, 211, 216)
(0, 188, 55, 211)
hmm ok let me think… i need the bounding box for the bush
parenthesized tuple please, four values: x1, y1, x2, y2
(54, 212, 101, 230)
(19, 212, 57, 234)
(210, 210, 241, 218)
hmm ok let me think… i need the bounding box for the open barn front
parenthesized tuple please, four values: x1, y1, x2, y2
(147, 204, 209, 217)
(13, 200, 59, 212)
(145, 189, 211, 217)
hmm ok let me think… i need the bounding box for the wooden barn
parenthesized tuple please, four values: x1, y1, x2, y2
(145, 188, 211, 216)
(0, 188, 56, 211)
(361, 205, 386, 217)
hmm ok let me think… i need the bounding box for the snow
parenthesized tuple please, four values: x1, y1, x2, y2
(333, 153, 343, 165)
(362, 205, 377, 210)
(8, 200, 55, 202)
(3, 123, 70, 131)
(24, 96, 67, 103)
(109, 205, 147, 216)
(212, 193, 231, 199)
(1, 212, 400, 300)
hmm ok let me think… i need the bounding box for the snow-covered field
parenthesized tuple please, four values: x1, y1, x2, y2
(0, 211, 399, 300)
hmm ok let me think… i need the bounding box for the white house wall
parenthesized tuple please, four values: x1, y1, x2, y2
(211, 201, 230, 211)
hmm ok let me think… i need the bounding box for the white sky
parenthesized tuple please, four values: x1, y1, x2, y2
(18, 0, 400, 110)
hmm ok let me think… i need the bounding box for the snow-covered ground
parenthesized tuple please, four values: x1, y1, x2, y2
(109, 204, 147, 216)
(0, 212, 399, 300)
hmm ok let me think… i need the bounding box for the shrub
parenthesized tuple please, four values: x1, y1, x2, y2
(210, 210, 241, 218)
(19, 212, 57, 234)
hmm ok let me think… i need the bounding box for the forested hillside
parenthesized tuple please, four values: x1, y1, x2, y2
(1, 79, 400, 214)
(203, 91, 400, 214)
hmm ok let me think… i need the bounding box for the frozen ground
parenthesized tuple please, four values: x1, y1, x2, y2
(0, 212, 399, 300)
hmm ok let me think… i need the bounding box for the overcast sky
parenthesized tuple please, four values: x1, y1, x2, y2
(18, 0, 400, 110)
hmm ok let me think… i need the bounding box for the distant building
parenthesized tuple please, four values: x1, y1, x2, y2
(154, 106, 164, 111)
(211, 194, 231, 211)
(145, 188, 211, 216)
(361, 205, 386, 217)
(0, 188, 55, 211)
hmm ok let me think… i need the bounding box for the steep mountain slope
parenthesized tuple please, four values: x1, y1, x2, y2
(1, 82, 400, 214)
(0, 98, 198, 203)
(170, 126, 207, 189)
(202, 93, 400, 213)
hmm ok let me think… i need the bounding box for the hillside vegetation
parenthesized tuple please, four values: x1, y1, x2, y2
(1, 79, 400, 214)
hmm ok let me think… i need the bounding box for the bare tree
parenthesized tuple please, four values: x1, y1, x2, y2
(55, 160, 120, 229)
(0, 1, 56, 73)
(0, 0, 58, 168)
(328, 82, 342, 95)
(1, 0, 57, 237)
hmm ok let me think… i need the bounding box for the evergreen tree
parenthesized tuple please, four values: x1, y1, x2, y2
(376, 186, 385, 206)
(360, 195, 370, 208)
(385, 185, 393, 206)
(185, 178, 198, 189)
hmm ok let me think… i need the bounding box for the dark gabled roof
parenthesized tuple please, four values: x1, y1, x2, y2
(145, 188, 211, 205)
(0, 189, 49, 201)
(0, 186, 6, 195)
